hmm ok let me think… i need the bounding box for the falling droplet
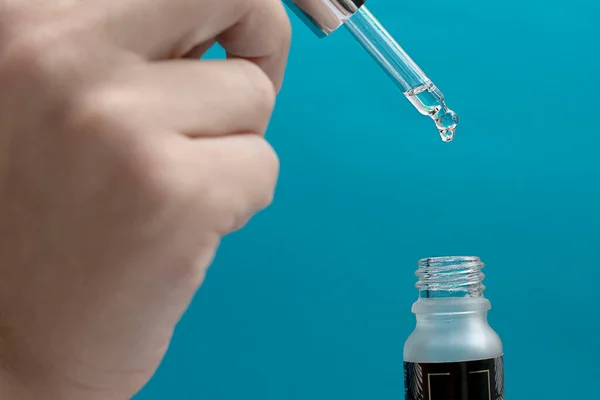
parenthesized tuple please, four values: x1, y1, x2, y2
(438, 126, 456, 143)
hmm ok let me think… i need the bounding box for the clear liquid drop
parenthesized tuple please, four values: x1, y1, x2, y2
(405, 81, 459, 142)
(435, 108, 458, 142)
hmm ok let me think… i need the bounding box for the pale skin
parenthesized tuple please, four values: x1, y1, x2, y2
(0, 0, 291, 399)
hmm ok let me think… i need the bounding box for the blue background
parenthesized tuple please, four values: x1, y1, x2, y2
(137, 0, 600, 398)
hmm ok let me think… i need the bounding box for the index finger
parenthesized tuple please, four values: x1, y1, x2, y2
(79, 0, 291, 90)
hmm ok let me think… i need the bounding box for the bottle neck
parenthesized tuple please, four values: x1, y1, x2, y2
(416, 256, 485, 299)
(412, 256, 490, 315)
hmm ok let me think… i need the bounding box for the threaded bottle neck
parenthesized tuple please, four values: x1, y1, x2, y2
(416, 256, 485, 299)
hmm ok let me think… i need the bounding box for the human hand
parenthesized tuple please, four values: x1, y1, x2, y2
(0, 0, 290, 399)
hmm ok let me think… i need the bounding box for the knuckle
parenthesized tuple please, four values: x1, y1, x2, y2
(232, 59, 276, 117)
(267, 0, 293, 55)
(64, 85, 128, 133)
(249, 0, 292, 49)
(275, 1, 292, 48)
(202, 140, 280, 235)
(0, 19, 102, 93)
(229, 215, 252, 233)
(253, 140, 280, 209)
(227, 202, 251, 234)
(1, 29, 68, 82)
(71, 97, 177, 201)
(67, 91, 183, 204)
(203, 184, 246, 236)
(0, 32, 49, 76)
(125, 143, 181, 201)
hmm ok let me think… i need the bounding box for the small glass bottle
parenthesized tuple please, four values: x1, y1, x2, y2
(404, 256, 504, 400)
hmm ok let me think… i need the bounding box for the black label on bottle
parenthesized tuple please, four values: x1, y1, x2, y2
(404, 356, 504, 400)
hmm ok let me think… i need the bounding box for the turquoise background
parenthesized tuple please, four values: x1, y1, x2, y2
(137, 0, 600, 398)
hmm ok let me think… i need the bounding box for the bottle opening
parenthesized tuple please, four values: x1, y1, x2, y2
(416, 256, 485, 299)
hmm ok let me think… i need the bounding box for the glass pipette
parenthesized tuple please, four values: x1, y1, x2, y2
(285, 1, 459, 142)
(344, 7, 458, 142)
